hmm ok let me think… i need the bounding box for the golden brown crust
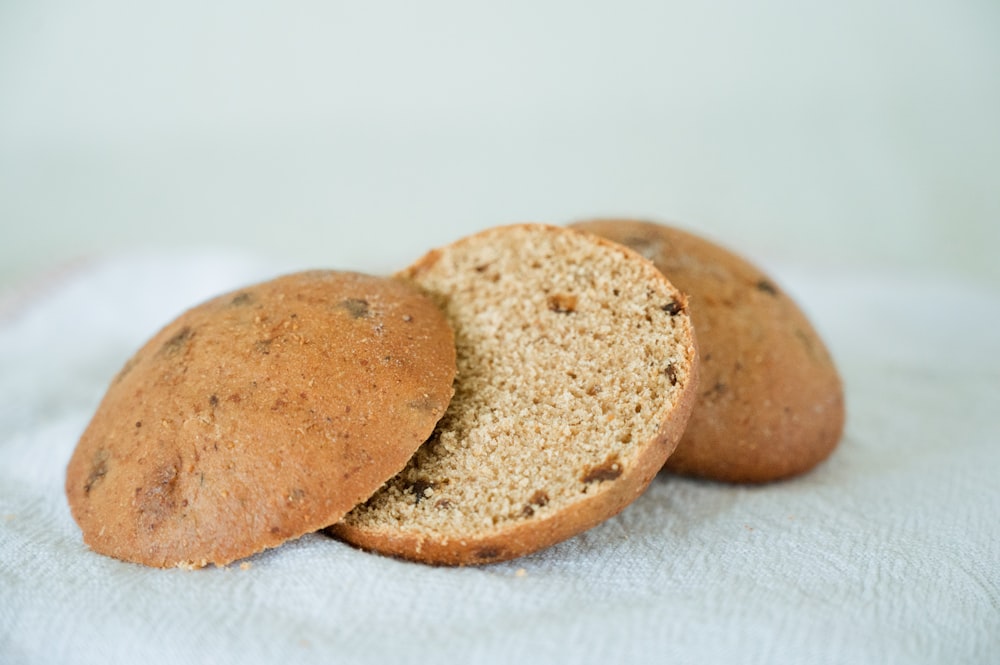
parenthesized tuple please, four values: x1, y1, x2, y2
(65, 271, 456, 568)
(330, 224, 699, 565)
(572, 219, 845, 483)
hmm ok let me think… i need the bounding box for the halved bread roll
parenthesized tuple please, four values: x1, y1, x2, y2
(331, 225, 698, 565)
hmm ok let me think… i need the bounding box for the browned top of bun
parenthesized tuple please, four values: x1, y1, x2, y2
(66, 270, 456, 568)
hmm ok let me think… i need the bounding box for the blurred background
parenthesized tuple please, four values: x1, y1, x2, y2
(2, 0, 998, 291)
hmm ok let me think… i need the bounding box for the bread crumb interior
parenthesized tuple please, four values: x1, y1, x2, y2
(342, 227, 692, 538)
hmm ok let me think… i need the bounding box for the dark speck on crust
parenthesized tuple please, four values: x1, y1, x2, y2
(703, 381, 727, 398)
(474, 546, 503, 560)
(84, 449, 110, 494)
(756, 279, 779, 296)
(229, 292, 255, 307)
(661, 300, 684, 315)
(158, 326, 193, 357)
(137, 460, 180, 530)
(795, 328, 819, 361)
(338, 298, 370, 319)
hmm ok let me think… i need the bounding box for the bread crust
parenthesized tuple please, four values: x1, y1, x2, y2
(573, 219, 845, 483)
(331, 224, 699, 565)
(65, 271, 456, 568)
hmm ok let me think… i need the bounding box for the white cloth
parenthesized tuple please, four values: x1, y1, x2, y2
(1, 251, 998, 665)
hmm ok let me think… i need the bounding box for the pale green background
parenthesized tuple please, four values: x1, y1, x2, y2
(2, 0, 998, 291)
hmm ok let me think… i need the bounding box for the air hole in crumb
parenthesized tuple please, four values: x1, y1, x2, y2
(528, 490, 549, 507)
(405, 479, 434, 504)
(581, 455, 623, 483)
(547, 294, 578, 314)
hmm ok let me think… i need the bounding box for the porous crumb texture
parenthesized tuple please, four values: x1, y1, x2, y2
(333, 225, 698, 564)
(65, 271, 456, 568)
(572, 219, 845, 483)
